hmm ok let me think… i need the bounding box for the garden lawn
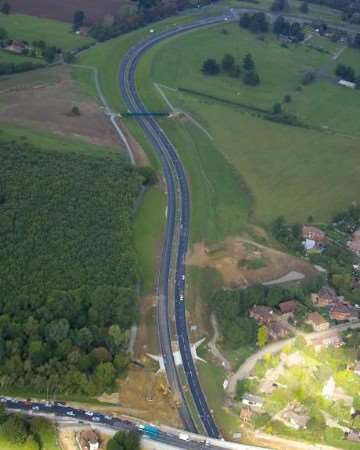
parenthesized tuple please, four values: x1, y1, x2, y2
(0, 13, 94, 51)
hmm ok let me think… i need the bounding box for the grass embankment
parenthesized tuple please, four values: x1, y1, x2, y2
(0, 13, 94, 50)
(134, 186, 167, 295)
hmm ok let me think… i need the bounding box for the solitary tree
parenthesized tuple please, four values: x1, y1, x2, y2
(221, 53, 235, 73)
(300, 1, 309, 13)
(270, 0, 289, 12)
(257, 326, 268, 347)
(272, 102, 282, 114)
(73, 10, 85, 30)
(202, 58, 220, 75)
(1, 2, 11, 15)
(0, 27, 8, 40)
(107, 430, 140, 450)
(243, 53, 255, 71)
(243, 70, 260, 86)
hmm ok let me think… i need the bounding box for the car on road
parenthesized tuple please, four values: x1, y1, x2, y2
(92, 416, 101, 422)
(31, 406, 40, 411)
(66, 411, 75, 417)
(85, 411, 93, 416)
(179, 294, 184, 301)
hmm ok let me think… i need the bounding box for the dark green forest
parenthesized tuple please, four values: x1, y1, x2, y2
(0, 137, 143, 395)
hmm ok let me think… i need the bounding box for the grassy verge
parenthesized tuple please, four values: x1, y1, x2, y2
(197, 361, 240, 438)
(1, 13, 94, 51)
(134, 186, 167, 295)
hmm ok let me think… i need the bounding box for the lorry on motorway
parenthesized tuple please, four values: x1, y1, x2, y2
(179, 432, 190, 441)
(143, 424, 160, 436)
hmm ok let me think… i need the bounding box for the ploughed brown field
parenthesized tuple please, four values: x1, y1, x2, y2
(10, 0, 130, 23)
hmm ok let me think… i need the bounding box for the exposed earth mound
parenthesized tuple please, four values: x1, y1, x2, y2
(187, 237, 318, 287)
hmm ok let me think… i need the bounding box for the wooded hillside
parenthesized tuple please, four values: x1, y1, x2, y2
(0, 137, 142, 395)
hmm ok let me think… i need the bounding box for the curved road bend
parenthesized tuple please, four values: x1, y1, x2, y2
(119, 15, 230, 437)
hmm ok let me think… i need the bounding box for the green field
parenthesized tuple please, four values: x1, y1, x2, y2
(0, 13, 94, 51)
(0, 49, 39, 64)
(134, 186, 167, 294)
(135, 22, 360, 227)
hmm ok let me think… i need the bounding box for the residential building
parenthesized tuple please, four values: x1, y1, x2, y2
(279, 300, 297, 317)
(5, 40, 27, 54)
(302, 225, 326, 243)
(354, 361, 360, 376)
(78, 429, 100, 450)
(282, 411, 310, 430)
(311, 332, 343, 352)
(348, 239, 360, 256)
(346, 430, 360, 442)
(240, 407, 253, 423)
(311, 287, 338, 307)
(242, 393, 264, 409)
(330, 303, 358, 322)
(306, 312, 329, 332)
(268, 321, 289, 340)
(338, 79, 356, 89)
(249, 305, 277, 325)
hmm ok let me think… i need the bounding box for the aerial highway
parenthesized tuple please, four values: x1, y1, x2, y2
(119, 14, 234, 437)
(117, 7, 358, 436)
(2, 397, 267, 450)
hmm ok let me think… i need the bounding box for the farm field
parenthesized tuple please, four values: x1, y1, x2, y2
(136, 22, 360, 227)
(0, 66, 122, 152)
(9, 0, 131, 24)
(0, 13, 94, 50)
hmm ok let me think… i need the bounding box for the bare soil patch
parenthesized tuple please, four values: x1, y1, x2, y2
(10, 0, 131, 24)
(116, 368, 182, 427)
(134, 295, 159, 358)
(0, 66, 124, 151)
(58, 428, 77, 450)
(187, 237, 317, 288)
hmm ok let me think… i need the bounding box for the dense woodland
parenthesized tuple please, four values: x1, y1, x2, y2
(0, 138, 144, 395)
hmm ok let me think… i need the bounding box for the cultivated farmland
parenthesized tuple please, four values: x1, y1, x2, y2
(8, 0, 131, 24)
(0, 14, 94, 50)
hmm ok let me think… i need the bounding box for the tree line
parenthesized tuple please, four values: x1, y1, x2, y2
(208, 281, 322, 349)
(201, 52, 260, 86)
(239, 11, 305, 42)
(88, 0, 218, 42)
(335, 63, 360, 84)
(0, 138, 147, 395)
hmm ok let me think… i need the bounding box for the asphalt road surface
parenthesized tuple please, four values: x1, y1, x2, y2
(3, 397, 267, 450)
(118, 13, 236, 437)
